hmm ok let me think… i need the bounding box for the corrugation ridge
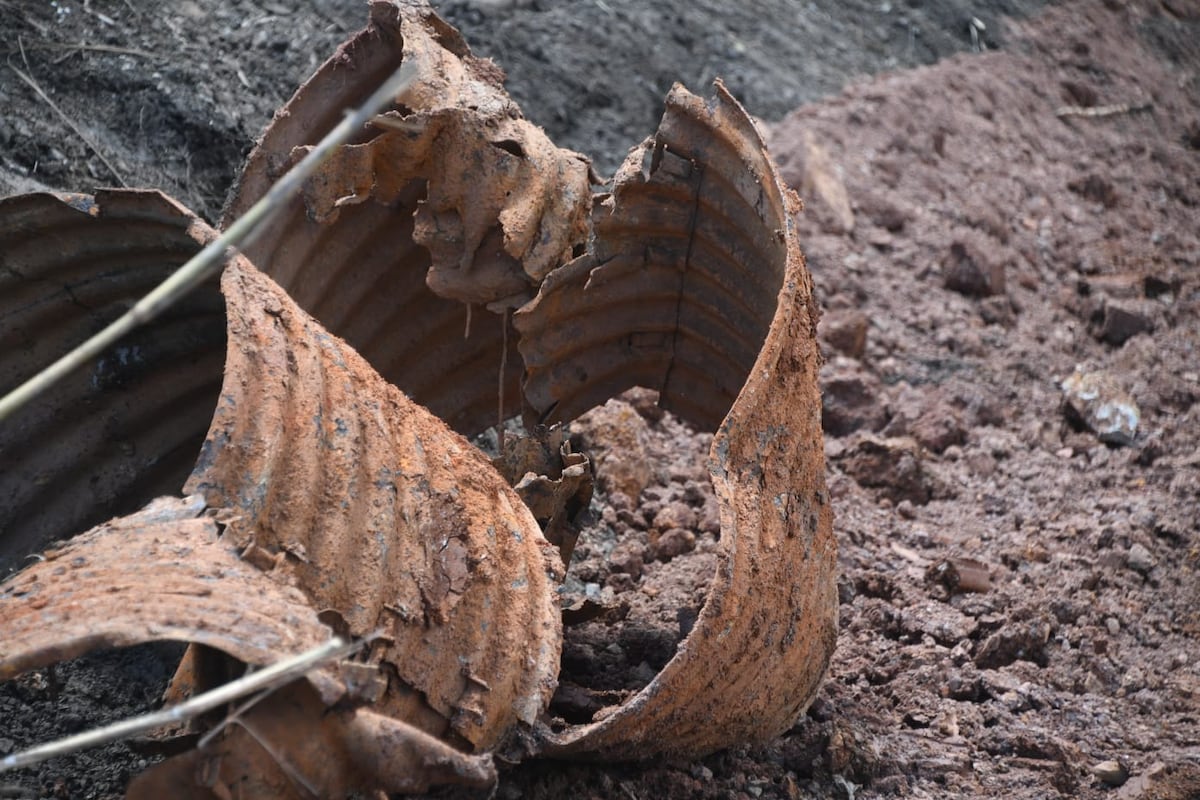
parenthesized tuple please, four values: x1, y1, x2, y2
(1, 506, 332, 682)
(0, 196, 226, 575)
(187, 261, 560, 751)
(533, 82, 836, 761)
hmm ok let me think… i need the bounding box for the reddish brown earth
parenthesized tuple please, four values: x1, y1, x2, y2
(2, 0, 1199, 798)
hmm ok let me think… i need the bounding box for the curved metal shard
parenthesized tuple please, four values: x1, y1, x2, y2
(0, 495, 332, 683)
(185, 254, 563, 751)
(519, 83, 838, 759)
(0, 191, 226, 577)
(224, 0, 592, 436)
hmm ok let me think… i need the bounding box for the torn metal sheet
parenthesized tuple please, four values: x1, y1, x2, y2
(0, 191, 226, 578)
(519, 83, 838, 760)
(224, 0, 592, 436)
(128, 682, 497, 799)
(186, 252, 563, 752)
(0, 495, 331, 683)
(0, 495, 497, 798)
(491, 424, 594, 565)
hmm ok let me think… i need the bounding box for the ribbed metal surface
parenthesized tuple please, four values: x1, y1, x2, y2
(515, 85, 785, 433)
(0, 495, 331, 682)
(525, 83, 838, 760)
(186, 259, 562, 751)
(0, 191, 226, 577)
(223, 0, 587, 437)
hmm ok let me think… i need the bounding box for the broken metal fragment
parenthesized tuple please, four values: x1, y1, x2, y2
(0, 191, 227, 578)
(518, 82, 838, 760)
(224, 0, 593, 436)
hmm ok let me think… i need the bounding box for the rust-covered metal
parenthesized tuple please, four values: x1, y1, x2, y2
(1, 495, 498, 798)
(0, 495, 330, 683)
(0, 0, 837, 789)
(224, 0, 592, 436)
(522, 82, 837, 760)
(187, 250, 564, 752)
(0, 191, 226, 577)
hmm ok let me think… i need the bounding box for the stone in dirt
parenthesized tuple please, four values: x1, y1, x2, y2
(1061, 368, 1140, 446)
(833, 434, 943, 505)
(942, 238, 1006, 297)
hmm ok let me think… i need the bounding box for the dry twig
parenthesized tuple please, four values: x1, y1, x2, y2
(3, 41, 159, 59)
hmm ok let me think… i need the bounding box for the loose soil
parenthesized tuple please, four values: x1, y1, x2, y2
(2, 0, 1199, 799)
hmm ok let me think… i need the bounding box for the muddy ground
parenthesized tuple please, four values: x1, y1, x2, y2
(2, 0, 1200, 798)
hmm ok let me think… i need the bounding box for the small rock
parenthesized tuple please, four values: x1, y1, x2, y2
(620, 386, 665, 422)
(882, 386, 966, 454)
(820, 309, 870, 359)
(858, 192, 911, 232)
(1061, 369, 1139, 446)
(1095, 300, 1154, 345)
(979, 295, 1016, 327)
(974, 616, 1052, 669)
(1105, 617, 1121, 636)
(608, 542, 644, 580)
(943, 239, 1005, 297)
(821, 360, 888, 437)
(652, 501, 697, 533)
(1127, 542, 1156, 574)
(1068, 174, 1119, 208)
(1116, 760, 1200, 800)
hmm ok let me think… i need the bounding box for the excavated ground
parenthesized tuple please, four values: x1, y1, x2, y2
(1, 0, 1198, 798)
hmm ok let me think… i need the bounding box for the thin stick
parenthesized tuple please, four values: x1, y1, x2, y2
(1056, 101, 1152, 119)
(0, 637, 362, 773)
(7, 64, 128, 186)
(0, 61, 417, 424)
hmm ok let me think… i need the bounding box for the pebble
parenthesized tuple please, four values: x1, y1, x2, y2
(1061, 368, 1139, 446)
(654, 528, 697, 561)
(1105, 617, 1121, 636)
(1126, 543, 1155, 574)
(820, 309, 870, 359)
(1095, 300, 1154, 345)
(1092, 760, 1129, 787)
(820, 360, 888, 436)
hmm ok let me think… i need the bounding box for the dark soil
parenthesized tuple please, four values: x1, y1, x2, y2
(3, 0, 1200, 798)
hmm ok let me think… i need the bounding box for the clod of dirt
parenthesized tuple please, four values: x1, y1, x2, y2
(942, 238, 1007, 298)
(571, 399, 655, 501)
(833, 434, 945, 506)
(820, 359, 889, 437)
(1094, 299, 1157, 345)
(819, 309, 870, 360)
